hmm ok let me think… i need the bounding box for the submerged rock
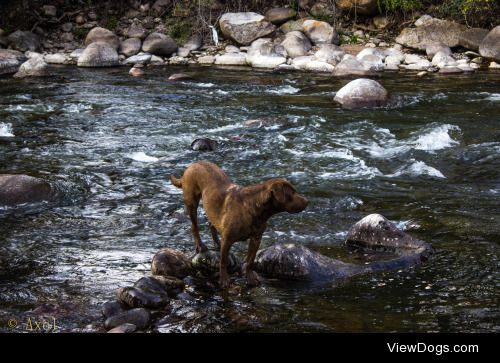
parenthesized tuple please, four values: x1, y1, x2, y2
(0, 174, 52, 206)
(191, 250, 241, 276)
(104, 308, 150, 330)
(191, 138, 218, 151)
(219, 12, 276, 46)
(168, 72, 192, 81)
(151, 248, 192, 279)
(334, 78, 388, 109)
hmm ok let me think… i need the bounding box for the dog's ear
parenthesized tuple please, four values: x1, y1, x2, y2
(271, 180, 288, 205)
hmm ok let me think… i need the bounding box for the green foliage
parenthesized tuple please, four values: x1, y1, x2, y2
(73, 27, 89, 40)
(106, 16, 119, 30)
(377, 0, 422, 13)
(339, 32, 362, 45)
(168, 21, 192, 44)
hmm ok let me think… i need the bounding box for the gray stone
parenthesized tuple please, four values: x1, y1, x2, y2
(13, 54, 48, 78)
(302, 20, 338, 45)
(459, 28, 489, 51)
(426, 42, 451, 58)
(246, 38, 287, 68)
(281, 31, 311, 58)
(176, 47, 190, 57)
(7, 30, 40, 52)
(183, 33, 203, 51)
(107, 323, 136, 333)
(197, 55, 215, 64)
(373, 15, 390, 29)
(104, 308, 150, 330)
(215, 52, 247, 66)
(219, 12, 276, 46)
(102, 300, 126, 318)
(119, 38, 141, 57)
(151, 248, 192, 279)
(265, 7, 296, 25)
(84, 27, 120, 50)
(123, 53, 152, 65)
(334, 54, 372, 76)
(314, 43, 344, 65)
(479, 26, 500, 61)
(142, 32, 177, 57)
(280, 18, 308, 34)
(77, 42, 119, 67)
(44, 53, 68, 64)
(0, 174, 52, 205)
(129, 67, 144, 77)
(117, 286, 169, 309)
(0, 49, 26, 75)
(334, 78, 388, 109)
(335, 0, 378, 15)
(127, 24, 148, 40)
(396, 19, 467, 50)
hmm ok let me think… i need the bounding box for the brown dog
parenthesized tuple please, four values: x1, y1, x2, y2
(171, 161, 308, 288)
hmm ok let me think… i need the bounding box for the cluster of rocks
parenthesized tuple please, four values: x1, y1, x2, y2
(1, 5, 499, 78)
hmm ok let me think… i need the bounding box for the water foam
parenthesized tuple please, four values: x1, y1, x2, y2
(268, 85, 300, 95)
(0, 123, 14, 137)
(415, 124, 460, 151)
(127, 152, 159, 162)
(390, 160, 445, 178)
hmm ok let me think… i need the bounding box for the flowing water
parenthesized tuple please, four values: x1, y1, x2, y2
(0, 65, 499, 332)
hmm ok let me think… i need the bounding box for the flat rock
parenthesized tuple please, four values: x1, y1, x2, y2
(396, 18, 466, 50)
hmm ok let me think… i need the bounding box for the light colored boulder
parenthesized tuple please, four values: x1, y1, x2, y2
(334, 78, 389, 108)
(14, 54, 48, 77)
(314, 44, 344, 65)
(123, 53, 152, 65)
(0, 49, 26, 75)
(219, 12, 276, 46)
(479, 26, 500, 61)
(459, 28, 489, 51)
(77, 42, 119, 67)
(197, 55, 215, 64)
(292, 55, 315, 70)
(334, 54, 372, 76)
(304, 60, 334, 73)
(396, 19, 467, 50)
(215, 52, 247, 66)
(85, 27, 120, 49)
(280, 31, 311, 58)
(44, 53, 68, 64)
(246, 38, 287, 68)
(302, 20, 338, 45)
(426, 42, 451, 58)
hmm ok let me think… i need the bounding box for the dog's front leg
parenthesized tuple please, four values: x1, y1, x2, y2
(244, 235, 262, 287)
(219, 239, 232, 289)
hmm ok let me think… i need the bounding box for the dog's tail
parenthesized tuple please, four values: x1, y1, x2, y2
(170, 175, 182, 188)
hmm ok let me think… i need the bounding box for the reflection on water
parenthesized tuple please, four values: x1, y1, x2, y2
(0, 66, 499, 332)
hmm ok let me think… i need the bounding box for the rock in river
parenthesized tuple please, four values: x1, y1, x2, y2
(117, 286, 169, 309)
(101, 300, 126, 318)
(191, 138, 218, 151)
(334, 78, 388, 109)
(14, 54, 48, 78)
(191, 250, 241, 277)
(151, 248, 192, 279)
(0, 174, 52, 206)
(77, 42, 119, 67)
(0, 49, 26, 75)
(104, 308, 150, 330)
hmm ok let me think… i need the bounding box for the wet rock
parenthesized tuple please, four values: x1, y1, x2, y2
(107, 323, 136, 333)
(101, 300, 126, 318)
(219, 12, 276, 46)
(0, 49, 26, 75)
(459, 28, 489, 52)
(7, 30, 40, 52)
(334, 78, 388, 109)
(117, 286, 169, 309)
(13, 54, 48, 78)
(345, 214, 428, 252)
(246, 38, 287, 68)
(104, 308, 150, 330)
(191, 138, 218, 151)
(281, 31, 311, 58)
(214, 52, 247, 66)
(84, 27, 120, 50)
(127, 24, 148, 40)
(479, 26, 500, 61)
(396, 18, 466, 50)
(314, 44, 344, 65)
(191, 250, 241, 277)
(183, 34, 203, 51)
(333, 54, 372, 76)
(256, 244, 354, 280)
(77, 42, 119, 67)
(142, 32, 177, 57)
(243, 117, 287, 128)
(426, 42, 451, 59)
(151, 275, 185, 296)
(0, 174, 52, 206)
(151, 248, 192, 279)
(123, 53, 151, 65)
(439, 66, 463, 74)
(302, 20, 338, 45)
(335, 0, 378, 15)
(129, 67, 144, 77)
(120, 38, 141, 57)
(168, 72, 192, 81)
(265, 7, 296, 25)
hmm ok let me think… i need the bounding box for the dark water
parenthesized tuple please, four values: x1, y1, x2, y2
(0, 65, 499, 332)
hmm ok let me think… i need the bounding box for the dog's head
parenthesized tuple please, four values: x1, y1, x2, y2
(264, 179, 308, 214)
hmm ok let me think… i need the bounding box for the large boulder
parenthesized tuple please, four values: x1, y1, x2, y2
(333, 78, 388, 109)
(335, 0, 378, 16)
(142, 32, 177, 57)
(219, 12, 276, 46)
(0, 49, 26, 75)
(151, 248, 192, 279)
(280, 31, 311, 58)
(77, 42, 119, 67)
(7, 30, 40, 52)
(246, 38, 287, 68)
(479, 26, 500, 61)
(119, 38, 141, 57)
(0, 175, 52, 206)
(265, 7, 296, 25)
(84, 27, 120, 50)
(13, 54, 48, 78)
(333, 54, 373, 76)
(302, 20, 339, 45)
(459, 28, 489, 52)
(396, 18, 467, 50)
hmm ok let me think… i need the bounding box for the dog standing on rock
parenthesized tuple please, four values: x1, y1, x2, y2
(170, 161, 308, 289)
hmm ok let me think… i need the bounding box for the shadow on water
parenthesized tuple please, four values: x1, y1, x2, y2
(0, 65, 499, 332)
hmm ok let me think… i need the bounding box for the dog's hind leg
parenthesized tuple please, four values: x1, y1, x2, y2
(208, 222, 221, 249)
(185, 195, 207, 253)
